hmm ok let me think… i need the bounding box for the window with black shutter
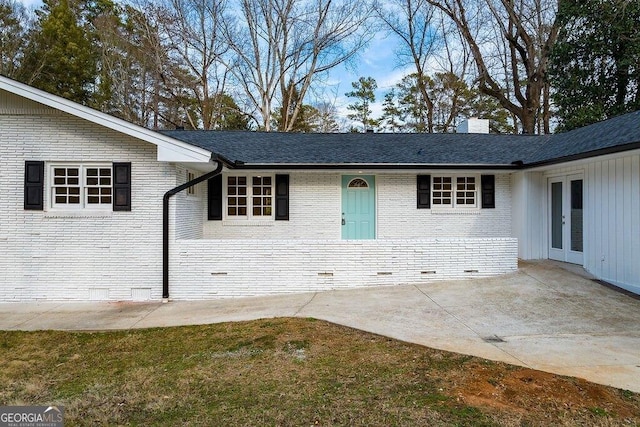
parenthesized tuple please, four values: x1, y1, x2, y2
(24, 161, 44, 210)
(275, 174, 289, 220)
(481, 175, 495, 209)
(208, 174, 223, 220)
(113, 162, 131, 211)
(417, 175, 431, 209)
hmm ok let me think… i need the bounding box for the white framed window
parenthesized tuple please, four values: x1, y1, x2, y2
(225, 175, 273, 219)
(432, 175, 477, 208)
(432, 176, 453, 206)
(50, 164, 112, 209)
(455, 176, 477, 206)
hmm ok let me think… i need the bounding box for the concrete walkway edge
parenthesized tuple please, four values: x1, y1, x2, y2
(1, 260, 639, 393)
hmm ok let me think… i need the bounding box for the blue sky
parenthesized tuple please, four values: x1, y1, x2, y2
(331, 32, 410, 126)
(17, 0, 407, 128)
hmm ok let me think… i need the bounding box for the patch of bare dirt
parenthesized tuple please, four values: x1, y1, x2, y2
(451, 362, 639, 420)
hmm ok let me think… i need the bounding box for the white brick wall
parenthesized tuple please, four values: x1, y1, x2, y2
(0, 105, 177, 301)
(1, 93, 519, 302)
(202, 172, 512, 239)
(203, 172, 341, 239)
(174, 165, 206, 240)
(170, 238, 518, 299)
(175, 171, 518, 299)
(378, 173, 512, 238)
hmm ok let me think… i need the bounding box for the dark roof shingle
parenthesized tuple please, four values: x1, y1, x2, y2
(160, 110, 640, 168)
(525, 110, 640, 164)
(161, 131, 547, 167)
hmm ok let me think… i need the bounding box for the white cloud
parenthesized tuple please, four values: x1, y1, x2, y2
(326, 33, 419, 130)
(16, 0, 43, 9)
(376, 66, 413, 90)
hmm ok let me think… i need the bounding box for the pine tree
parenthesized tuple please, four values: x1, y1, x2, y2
(18, 0, 97, 104)
(0, 1, 28, 78)
(378, 90, 404, 132)
(345, 76, 378, 132)
(549, 0, 640, 131)
(396, 74, 431, 133)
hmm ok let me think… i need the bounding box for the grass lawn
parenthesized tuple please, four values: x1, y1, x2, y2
(1, 318, 639, 426)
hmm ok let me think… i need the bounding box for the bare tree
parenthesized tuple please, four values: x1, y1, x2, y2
(312, 101, 340, 132)
(162, 0, 231, 129)
(425, 0, 559, 134)
(123, 3, 179, 129)
(224, 0, 376, 131)
(376, 0, 440, 132)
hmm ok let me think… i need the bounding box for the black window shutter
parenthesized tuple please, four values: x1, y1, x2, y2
(275, 174, 289, 220)
(481, 174, 495, 209)
(208, 174, 223, 220)
(24, 161, 44, 210)
(113, 162, 132, 211)
(417, 175, 431, 209)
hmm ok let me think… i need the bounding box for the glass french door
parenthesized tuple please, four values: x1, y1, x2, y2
(548, 174, 584, 264)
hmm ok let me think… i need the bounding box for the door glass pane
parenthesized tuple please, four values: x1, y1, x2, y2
(570, 179, 583, 252)
(551, 182, 563, 249)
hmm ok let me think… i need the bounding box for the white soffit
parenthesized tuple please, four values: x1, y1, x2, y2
(0, 76, 212, 163)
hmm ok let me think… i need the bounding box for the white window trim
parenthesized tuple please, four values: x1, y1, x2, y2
(223, 173, 275, 221)
(48, 162, 113, 211)
(431, 174, 480, 210)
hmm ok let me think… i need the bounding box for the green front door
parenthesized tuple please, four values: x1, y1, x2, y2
(341, 175, 375, 239)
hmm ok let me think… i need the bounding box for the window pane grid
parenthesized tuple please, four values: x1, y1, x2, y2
(85, 167, 112, 205)
(455, 177, 476, 206)
(52, 167, 81, 205)
(226, 175, 273, 218)
(252, 176, 272, 216)
(433, 176, 477, 208)
(186, 171, 196, 195)
(51, 165, 112, 208)
(432, 177, 452, 206)
(227, 176, 248, 216)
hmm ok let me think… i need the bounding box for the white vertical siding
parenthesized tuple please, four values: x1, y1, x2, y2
(585, 153, 640, 292)
(519, 151, 640, 294)
(632, 156, 640, 288)
(511, 171, 544, 259)
(0, 89, 59, 115)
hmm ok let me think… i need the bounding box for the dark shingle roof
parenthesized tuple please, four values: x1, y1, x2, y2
(160, 110, 640, 168)
(161, 131, 547, 167)
(525, 110, 640, 165)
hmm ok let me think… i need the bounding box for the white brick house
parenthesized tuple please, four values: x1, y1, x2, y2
(1, 75, 639, 301)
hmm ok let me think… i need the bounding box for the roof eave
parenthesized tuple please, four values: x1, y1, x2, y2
(0, 76, 212, 163)
(227, 162, 521, 170)
(522, 141, 640, 169)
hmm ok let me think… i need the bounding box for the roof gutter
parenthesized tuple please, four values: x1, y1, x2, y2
(521, 141, 640, 169)
(226, 163, 521, 170)
(162, 156, 225, 301)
